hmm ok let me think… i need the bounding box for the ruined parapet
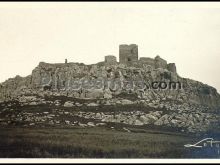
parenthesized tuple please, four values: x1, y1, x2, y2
(167, 63, 177, 73)
(155, 55, 167, 69)
(119, 44, 138, 64)
(139, 57, 155, 68)
(104, 55, 117, 65)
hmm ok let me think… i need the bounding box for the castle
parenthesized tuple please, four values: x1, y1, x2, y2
(104, 44, 176, 73)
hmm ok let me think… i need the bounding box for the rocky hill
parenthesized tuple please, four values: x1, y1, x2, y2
(0, 44, 220, 134)
(1, 61, 220, 108)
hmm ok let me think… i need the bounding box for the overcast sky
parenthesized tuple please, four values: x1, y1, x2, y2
(0, 2, 220, 92)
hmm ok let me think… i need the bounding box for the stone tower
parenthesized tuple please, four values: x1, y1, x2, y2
(119, 44, 138, 64)
(104, 55, 117, 65)
(167, 63, 177, 73)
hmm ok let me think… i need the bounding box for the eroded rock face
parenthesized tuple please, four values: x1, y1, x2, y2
(0, 75, 32, 101)
(0, 60, 220, 110)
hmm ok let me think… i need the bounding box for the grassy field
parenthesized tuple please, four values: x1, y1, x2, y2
(0, 126, 195, 158)
(0, 95, 219, 158)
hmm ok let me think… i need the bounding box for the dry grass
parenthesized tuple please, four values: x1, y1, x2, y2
(0, 127, 193, 158)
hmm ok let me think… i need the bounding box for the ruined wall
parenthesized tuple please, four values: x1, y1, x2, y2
(167, 63, 177, 73)
(105, 55, 117, 65)
(119, 44, 138, 64)
(139, 57, 155, 68)
(139, 56, 176, 73)
(155, 56, 167, 69)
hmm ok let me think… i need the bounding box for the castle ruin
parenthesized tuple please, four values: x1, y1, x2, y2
(103, 44, 176, 73)
(119, 44, 138, 64)
(104, 55, 117, 65)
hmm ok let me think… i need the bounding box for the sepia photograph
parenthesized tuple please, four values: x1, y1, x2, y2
(0, 1, 220, 163)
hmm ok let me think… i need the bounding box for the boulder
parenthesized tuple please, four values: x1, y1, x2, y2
(75, 102, 82, 106)
(134, 120, 144, 126)
(139, 115, 149, 124)
(29, 102, 38, 106)
(154, 120, 163, 126)
(87, 103, 99, 107)
(87, 122, 95, 127)
(101, 115, 114, 122)
(145, 114, 158, 123)
(18, 96, 37, 103)
(152, 111, 163, 118)
(96, 123, 106, 126)
(78, 122, 87, 127)
(95, 113, 102, 119)
(154, 114, 170, 126)
(123, 127, 131, 133)
(64, 101, 74, 107)
(121, 99, 134, 105)
(65, 120, 71, 125)
(104, 90, 112, 99)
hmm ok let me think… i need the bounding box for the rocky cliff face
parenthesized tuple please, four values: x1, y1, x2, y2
(0, 61, 220, 110)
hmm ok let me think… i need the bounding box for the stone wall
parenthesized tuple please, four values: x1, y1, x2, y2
(167, 63, 177, 73)
(139, 57, 155, 68)
(155, 55, 167, 69)
(119, 44, 138, 64)
(139, 56, 176, 73)
(105, 55, 117, 65)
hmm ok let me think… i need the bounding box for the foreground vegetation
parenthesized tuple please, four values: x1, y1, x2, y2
(0, 126, 196, 158)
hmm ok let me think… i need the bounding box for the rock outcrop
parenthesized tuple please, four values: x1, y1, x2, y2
(0, 44, 220, 134)
(0, 60, 219, 109)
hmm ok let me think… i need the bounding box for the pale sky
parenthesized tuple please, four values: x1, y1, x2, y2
(0, 2, 220, 92)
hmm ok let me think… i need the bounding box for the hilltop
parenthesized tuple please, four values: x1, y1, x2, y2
(0, 44, 220, 134)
